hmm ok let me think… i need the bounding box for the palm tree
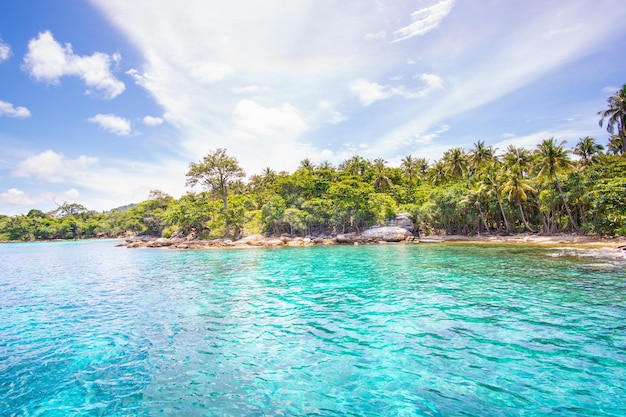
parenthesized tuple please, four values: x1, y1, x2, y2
(598, 84, 626, 154)
(298, 158, 314, 172)
(442, 148, 468, 179)
(462, 183, 490, 233)
(427, 161, 448, 185)
(469, 140, 496, 173)
(318, 160, 334, 171)
(573, 136, 604, 166)
(480, 161, 510, 232)
(607, 134, 625, 155)
(501, 168, 536, 232)
(534, 138, 578, 231)
(371, 159, 392, 192)
(339, 155, 371, 177)
(503, 145, 532, 177)
(416, 157, 429, 177)
(401, 155, 418, 185)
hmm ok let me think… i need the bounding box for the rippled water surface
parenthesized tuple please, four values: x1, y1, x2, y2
(1, 240, 625, 416)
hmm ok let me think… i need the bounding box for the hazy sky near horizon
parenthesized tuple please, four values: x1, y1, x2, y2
(1, 0, 625, 215)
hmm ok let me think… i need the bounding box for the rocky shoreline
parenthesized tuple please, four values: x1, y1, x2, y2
(120, 226, 418, 249)
(119, 229, 626, 252)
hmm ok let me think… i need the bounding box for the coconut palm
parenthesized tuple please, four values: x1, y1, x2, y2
(503, 145, 532, 177)
(607, 134, 625, 155)
(534, 138, 578, 231)
(371, 159, 393, 192)
(462, 183, 490, 232)
(442, 148, 468, 179)
(401, 155, 419, 185)
(469, 140, 496, 173)
(427, 161, 448, 185)
(480, 161, 510, 232)
(501, 168, 537, 232)
(298, 158, 315, 172)
(416, 157, 429, 177)
(573, 136, 604, 166)
(598, 84, 626, 154)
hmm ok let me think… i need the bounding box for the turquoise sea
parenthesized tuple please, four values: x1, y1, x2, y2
(1, 240, 625, 416)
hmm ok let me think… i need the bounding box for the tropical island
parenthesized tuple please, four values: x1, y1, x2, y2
(1, 86, 625, 248)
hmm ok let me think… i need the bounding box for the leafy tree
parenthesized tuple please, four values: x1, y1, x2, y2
(186, 148, 245, 235)
(261, 195, 286, 235)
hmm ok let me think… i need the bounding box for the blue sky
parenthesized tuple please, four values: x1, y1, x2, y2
(1, 0, 625, 215)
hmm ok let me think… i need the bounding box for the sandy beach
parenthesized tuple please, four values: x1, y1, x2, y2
(419, 233, 626, 249)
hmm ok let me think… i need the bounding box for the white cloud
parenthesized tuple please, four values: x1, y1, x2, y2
(349, 79, 392, 106)
(232, 99, 307, 139)
(88, 0, 626, 176)
(22, 31, 125, 99)
(142, 115, 163, 126)
(392, 0, 456, 42)
(364, 31, 386, 41)
(0, 188, 37, 206)
(319, 101, 346, 125)
(350, 73, 444, 106)
(0, 38, 11, 62)
(12, 150, 98, 183)
(87, 113, 132, 136)
(0, 100, 31, 118)
(233, 85, 271, 95)
(0, 187, 82, 211)
(189, 61, 232, 83)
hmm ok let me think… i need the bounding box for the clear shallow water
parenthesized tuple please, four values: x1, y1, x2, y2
(1, 241, 625, 416)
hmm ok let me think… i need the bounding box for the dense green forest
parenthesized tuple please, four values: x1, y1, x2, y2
(2, 86, 626, 242)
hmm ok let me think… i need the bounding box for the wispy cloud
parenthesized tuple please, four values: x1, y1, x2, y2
(0, 100, 31, 118)
(87, 113, 131, 136)
(23, 31, 125, 99)
(0, 37, 11, 62)
(392, 0, 456, 42)
(350, 73, 444, 106)
(12, 150, 98, 183)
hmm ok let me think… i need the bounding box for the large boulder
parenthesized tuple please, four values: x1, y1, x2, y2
(390, 213, 415, 233)
(362, 226, 412, 242)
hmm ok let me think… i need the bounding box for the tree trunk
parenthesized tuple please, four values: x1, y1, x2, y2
(554, 175, 578, 232)
(495, 191, 510, 232)
(517, 196, 535, 232)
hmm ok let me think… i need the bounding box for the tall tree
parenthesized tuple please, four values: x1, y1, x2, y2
(534, 138, 578, 231)
(598, 84, 626, 154)
(607, 134, 626, 155)
(401, 155, 418, 185)
(501, 168, 536, 232)
(442, 148, 468, 180)
(186, 148, 245, 235)
(371, 159, 392, 192)
(503, 145, 532, 177)
(573, 136, 604, 166)
(469, 140, 496, 173)
(480, 161, 510, 232)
